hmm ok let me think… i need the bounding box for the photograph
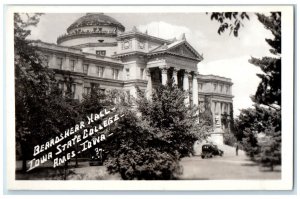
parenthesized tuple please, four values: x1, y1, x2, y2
(4, 5, 294, 191)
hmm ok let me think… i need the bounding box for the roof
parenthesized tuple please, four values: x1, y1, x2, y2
(67, 13, 125, 32)
(117, 29, 172, 45)
(149, 39, 203, 61)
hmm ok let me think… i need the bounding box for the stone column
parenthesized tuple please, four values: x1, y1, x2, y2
(76, 58, 83, 73)
(64, 56, 70, 71)
(160, 66, 168, 85)
(192, 71, 199, 106)
(172, 68, 179, 85)
(146, 69, 152, 99)
(183, 70, 190, 105)
(50, 54, 56, 69)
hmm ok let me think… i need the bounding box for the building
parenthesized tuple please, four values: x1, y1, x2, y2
(34, 13, 234, 144)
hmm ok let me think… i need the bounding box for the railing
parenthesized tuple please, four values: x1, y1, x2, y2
(57, 30, 118, 44)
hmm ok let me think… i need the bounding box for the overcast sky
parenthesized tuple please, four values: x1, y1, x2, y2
(27, 13, 274, 116)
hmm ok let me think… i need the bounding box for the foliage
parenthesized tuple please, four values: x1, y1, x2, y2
(136, 82, 204, 157)
(211, 12, 282, 170)
(258, 131, 281, 171)
(14, 13, 80, 171)
(249, 12, 281, 108)
(105, 82, 205, 179)
(209, 12, 250, 36)
(236, 106, 281, 168)
(80, 84, 113, 115)
(198, 96, 214, 141)
(223, 128, 237, 147)
(105, 110, 182, 180)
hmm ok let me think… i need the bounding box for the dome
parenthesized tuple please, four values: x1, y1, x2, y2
(67, 13, 125, 33)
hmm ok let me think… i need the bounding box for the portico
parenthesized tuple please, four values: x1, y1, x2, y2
(144, 39, 203, 106)
(145, 66, 200, 106)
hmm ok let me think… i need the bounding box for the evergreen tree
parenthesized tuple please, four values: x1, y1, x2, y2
(210, 12, 282, 170)
(249, 12, 281, 109)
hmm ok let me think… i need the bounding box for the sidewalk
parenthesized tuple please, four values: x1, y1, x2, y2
(179, 145, 281, 180)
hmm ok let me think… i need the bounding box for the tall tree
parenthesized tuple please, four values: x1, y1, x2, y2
(210, 12, 282, 169)
(14, 13, 79, 172)
(249, 12, 281, 109)
(105, 82, 206, 179)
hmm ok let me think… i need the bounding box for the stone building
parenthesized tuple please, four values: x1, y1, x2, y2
(34, 13, 233, 144)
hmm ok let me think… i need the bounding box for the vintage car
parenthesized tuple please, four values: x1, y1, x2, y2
(201, 144, 224, 159)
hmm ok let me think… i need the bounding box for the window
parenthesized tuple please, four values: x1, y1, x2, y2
(44, 55, 49, 67)
(112, 68, 119, 79)
(96, 50, 106, 56)
(214, 83, 217, 91)
(112, 69, 119, 80)
(58, 82, 64, 95)
(126, 90, 131, 102)
(57, 57, 63, 69)
(126, 68, 130, 80)
(97, 66, 105, 77)
(199, 83, 203, 91)
(140, 68, 144, 79)
(84, 87, 91, 95)
(70, 59, 76, 71)
(220, 84, 223, 93)
(214, 102, 218, 114)
(71, 84, 76, 98)
(83, 64, 89, 74)
(226, 85, 229, 94)
(224, 104, 228, 114)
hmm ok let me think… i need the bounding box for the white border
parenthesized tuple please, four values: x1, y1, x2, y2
(5, 5, 294, 190)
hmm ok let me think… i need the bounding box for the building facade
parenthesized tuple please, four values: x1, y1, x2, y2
(35, 13, 234, 144)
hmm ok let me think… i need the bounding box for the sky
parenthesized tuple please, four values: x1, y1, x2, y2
(27, 12, 274, 116)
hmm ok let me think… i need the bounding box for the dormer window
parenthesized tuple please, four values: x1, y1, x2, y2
(98, 40, 104, 43)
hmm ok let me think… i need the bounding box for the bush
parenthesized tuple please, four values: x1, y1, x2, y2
(106, 147, 182, 180)
(223, 129, 237, 147)
(104, 110, 182, 180)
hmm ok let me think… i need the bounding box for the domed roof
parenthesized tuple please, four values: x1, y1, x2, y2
(67, 13, 125, 32)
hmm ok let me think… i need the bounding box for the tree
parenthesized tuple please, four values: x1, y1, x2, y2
(198, 96, 214, 141)
(210, 12, 282, 170)
(136, 82, 204, 157)
(14, 13, 80, 172)
(105, 110, 182, 180)
(249, 12, 281, 109)
(105, 82, 205, 179)
(209, 12, 250, 37)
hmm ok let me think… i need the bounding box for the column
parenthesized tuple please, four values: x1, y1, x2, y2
(64, 55, 70, 71)
(192, 71, 199, 106)
(76, 58, 83, 73)
(216, 102, 221, 128)
(50, 54, 56, 69)
(160, 66, 168, 85)
(183, 70, 190, 105)
(172, 68, 179, 85)
(146, 69, 152, 99)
